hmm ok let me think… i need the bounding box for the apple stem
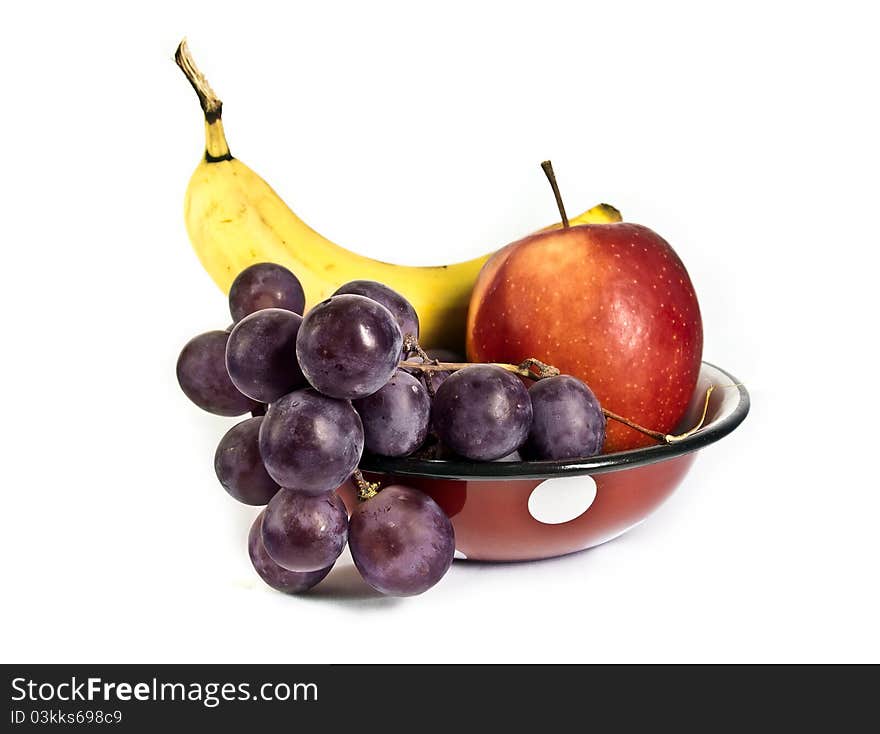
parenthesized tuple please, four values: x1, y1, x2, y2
(541, 160, 569, 229)
(352, 469, 380, 501)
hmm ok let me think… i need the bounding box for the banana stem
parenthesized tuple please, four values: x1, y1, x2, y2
(174, 39, 231, 161)
(174, 39, 223, 121)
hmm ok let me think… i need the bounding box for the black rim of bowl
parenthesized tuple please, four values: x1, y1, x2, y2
(358, 361, 750, 481)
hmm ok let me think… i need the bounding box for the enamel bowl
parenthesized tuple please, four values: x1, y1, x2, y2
(346, 362, 749, 562)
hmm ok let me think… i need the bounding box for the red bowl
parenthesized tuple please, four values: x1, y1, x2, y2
(342, 362, 749, 562)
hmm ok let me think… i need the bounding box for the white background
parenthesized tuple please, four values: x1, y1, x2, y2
(1, 1, 878, 663)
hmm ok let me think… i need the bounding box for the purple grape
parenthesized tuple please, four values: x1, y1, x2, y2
(259, 388, 364, 494)
(525, 375, 606, 460)
(423, 370, 451, 392)
(349, 485, 454, 596)
(296, 294, 403, 400)
(261, 489, 348, 572)
(353, 370, 430, 457)
(432, 365, 533, 461)
(251, 403, 268, 417)
(177, 330, 259, 416)
(334, 280, 419, 343)
(214, 417, 279, 505)
(229, 263, 305, 322)
(226, 308, 305, 403)
(248, 512, 332, 594)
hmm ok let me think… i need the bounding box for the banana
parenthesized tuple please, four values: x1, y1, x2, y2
(541, 203, 622, 230)
(175, 41, 622, 348)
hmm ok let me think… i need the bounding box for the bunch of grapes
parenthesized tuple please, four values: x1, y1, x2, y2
(177, 263, 607, 597)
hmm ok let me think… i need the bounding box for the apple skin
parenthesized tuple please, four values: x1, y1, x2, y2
(466, 223, 703, 452)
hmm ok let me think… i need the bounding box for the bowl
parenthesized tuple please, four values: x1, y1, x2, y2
(343, 362, 749, 562)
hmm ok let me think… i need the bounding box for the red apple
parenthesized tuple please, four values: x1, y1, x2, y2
(466, 222, 703, 452)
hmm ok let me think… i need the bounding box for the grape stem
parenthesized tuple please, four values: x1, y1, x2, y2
(398, 355, 716, 444)
(399, 358, 560, 380)
(666, 385, 715, 443)
(599, 407, 666, 442)
(402, 334, 437, 396)
(352, 469, 380, 501)
(403, 334, 431, 362)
